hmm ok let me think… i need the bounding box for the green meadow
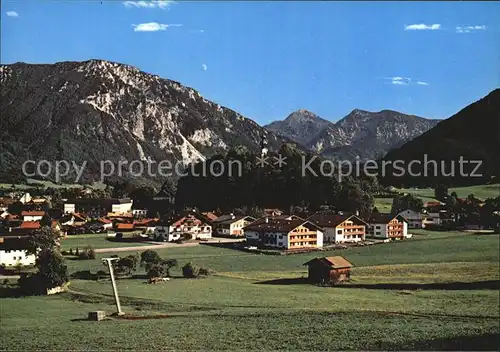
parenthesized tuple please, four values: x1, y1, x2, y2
(1, 229, 499, 350)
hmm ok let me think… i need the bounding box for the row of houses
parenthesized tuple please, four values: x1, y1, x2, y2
(244, 213, 409, 250)
(396, 202, 454, 229)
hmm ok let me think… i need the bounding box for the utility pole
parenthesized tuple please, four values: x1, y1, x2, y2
(102, 257, 124, 316)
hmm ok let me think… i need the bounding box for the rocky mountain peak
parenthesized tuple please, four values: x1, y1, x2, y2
(264, 109, 331, 146)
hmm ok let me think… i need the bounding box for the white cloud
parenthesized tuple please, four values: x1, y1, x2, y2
(201, 64, 208, 72)
(384, 77, 429, 86)
(404, 24, 441, 31)
(389, 77, 411, 85)
(6, 11, 19, 17)
(123, 0, 175, 9)
(132, 22, 182, 32)
(456, 25, 486, 33)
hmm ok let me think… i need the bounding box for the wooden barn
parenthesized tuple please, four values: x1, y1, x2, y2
(303, 256, 353, 286)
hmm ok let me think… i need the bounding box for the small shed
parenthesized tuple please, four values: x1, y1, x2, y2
(303, 256, 353, 286)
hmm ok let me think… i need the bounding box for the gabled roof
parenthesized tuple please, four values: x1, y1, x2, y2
(107, 212, 134, 218)
(97, 217, 113, 224)
(73, 213, 88, 221)
(21, 211, 46, 217)
(213, 215, 256, 225)
(360, 213, 407, 224)
(303, 256, 353, 269)
(243, 217, 321, 233)
(116, 223, 134, 230)
(201, 212, 219, 221)
(0, 236, 32, 251)
(20, 221, 41, 229)
(264, 208, 283, 216)
(133, 218, 159, 226)
(307, 213, 367, 228)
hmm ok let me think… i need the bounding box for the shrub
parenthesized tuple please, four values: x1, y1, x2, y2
(116, 256, 136, 276)
(96, 270, 108, 281)
(182, 262, 200, 278)
(199, 267, 214, 276)
(78, 246, 96, 260)
(180, 233, 193, 241)
(147, 263, 168, 279)
(18, 273, 45, 295)
(140, 250, 161, 268)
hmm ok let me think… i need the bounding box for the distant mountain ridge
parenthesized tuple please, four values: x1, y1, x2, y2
(265, 108, 440, 160)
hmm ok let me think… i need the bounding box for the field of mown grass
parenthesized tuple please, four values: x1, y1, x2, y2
(374, 183, 500, 214)
(1, 230, 499, 350)
(60, 233, 151, 251)
(396, 183, 500, 202)
(374, 196, 394, 212)
(0, 179, 107, 190)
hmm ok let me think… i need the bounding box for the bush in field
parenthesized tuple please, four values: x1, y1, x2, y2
(182, 262, 200, 278)
(199, 267, 212, 276)
(19, 249, 69, 295)
(96, 270, 108, 281)
(147, 259, 178, 278)
(116, 256, 136, 276)
(140, 250, 161, 269)
(147, 263, 168, 279)
(78, 246, 96, 260)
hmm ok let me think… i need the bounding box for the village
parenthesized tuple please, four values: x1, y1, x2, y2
(1, 185, 499, 287)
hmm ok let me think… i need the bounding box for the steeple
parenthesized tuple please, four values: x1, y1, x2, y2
(260, 132, 268, 157)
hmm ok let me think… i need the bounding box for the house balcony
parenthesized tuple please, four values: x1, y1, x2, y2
(342, 225, 365, 231)
(289, 237, 317, 243)
(342, 230, 365, 236)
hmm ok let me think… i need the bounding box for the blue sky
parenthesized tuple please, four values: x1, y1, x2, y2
(2, 1, 499, 124)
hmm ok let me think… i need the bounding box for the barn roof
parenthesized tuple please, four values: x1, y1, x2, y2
(303, 256, 353, 269)
(307, 213, 367, 228)
(243, 217, 321, 233)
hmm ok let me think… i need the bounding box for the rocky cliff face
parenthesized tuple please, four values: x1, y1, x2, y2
(0, 60, 289, 185)
(265, 108, 439, 160)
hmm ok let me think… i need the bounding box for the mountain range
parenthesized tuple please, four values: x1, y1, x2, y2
(265, 108, 440, 160)
(1, 59, 497, 188)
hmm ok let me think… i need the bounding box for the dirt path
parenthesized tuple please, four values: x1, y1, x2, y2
(94, 242, 200, 253)
(94, 237, 244, 253)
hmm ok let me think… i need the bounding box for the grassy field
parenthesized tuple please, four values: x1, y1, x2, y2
(375, 184, 500, 213)
(1, 230, 499, 350)
(0, 179, 107, 190)
(374, 197, 394, 212)
(396, 183, 500, 202)
(60, 233, 152, 251)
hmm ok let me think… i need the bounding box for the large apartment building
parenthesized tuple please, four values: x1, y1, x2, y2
(64, 198, 133, 217)
(154, 213, 212, 242)
(307, 213, 366, 244)
(362, 214, 408, 240)
(212, 214, 256, 237)
(244, 217, 323, 250)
